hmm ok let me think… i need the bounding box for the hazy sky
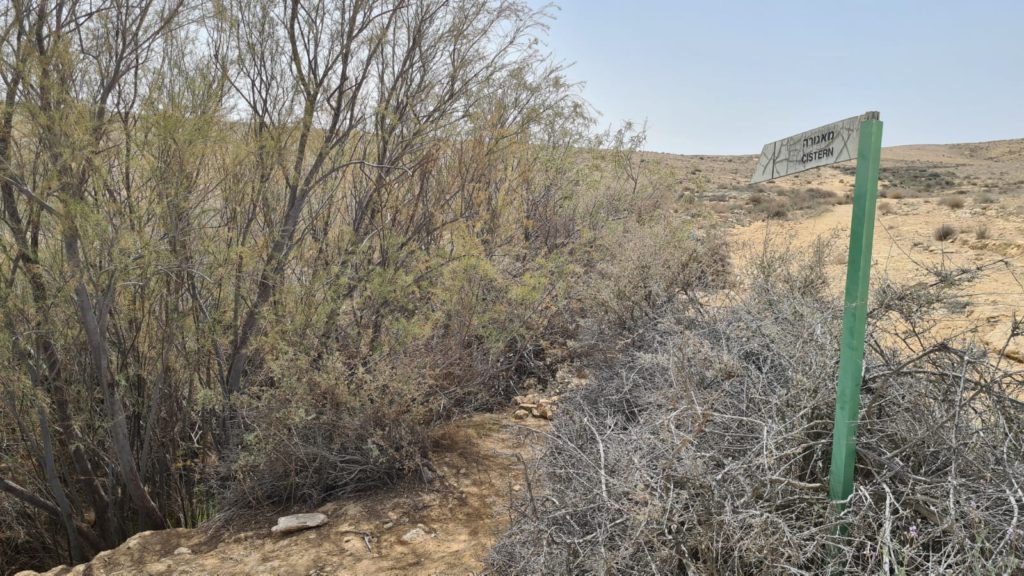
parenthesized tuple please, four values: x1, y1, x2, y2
(528, 0, 1024, 154)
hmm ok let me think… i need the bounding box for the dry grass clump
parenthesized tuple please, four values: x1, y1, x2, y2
(744, 187, 839, 220)
(227, 363, 432, 509)
(934, 223, 958, 241)
(976, 224, 991, 240)
(761, 199, 789, 219)
(878, 201, 894, 215)
(489, 241, 1024, 575)
(939, 195, 965, 210)
(583, 220, 730, 334)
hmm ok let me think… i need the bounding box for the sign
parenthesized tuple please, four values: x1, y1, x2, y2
(748, 112, 884, 527)
(750, 113, 872, 184)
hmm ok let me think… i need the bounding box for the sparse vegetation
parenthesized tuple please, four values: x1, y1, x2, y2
(879, 165, 961, 196)
(939, 195, 966, 209)
(976, 224, 992, 239)
(743, 186, 839, 220)
(934, 223, 959, 241)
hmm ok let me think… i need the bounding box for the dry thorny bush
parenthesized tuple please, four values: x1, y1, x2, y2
(489, 237, 1024, 575)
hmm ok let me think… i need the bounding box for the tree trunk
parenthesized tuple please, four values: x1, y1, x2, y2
(63, 227, 166, 531)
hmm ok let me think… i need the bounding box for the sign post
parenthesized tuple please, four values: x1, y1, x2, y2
(827, 112, 882, 513)
(751, 112, 884, 517)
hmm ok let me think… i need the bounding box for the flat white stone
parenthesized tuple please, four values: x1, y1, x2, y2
(271, 512, 328, 534)
(400, 527, 428, 543)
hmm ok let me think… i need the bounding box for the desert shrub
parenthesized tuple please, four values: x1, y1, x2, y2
(795, 186, 839, 204)
(783, 187, 840, 214)
(746, 197, 790, 219)
(887, 189, 905, 200)
(878, 201, 894, 215)
(489, 243, 1024, 575)
(976, 224, 991, 240)
(0, 493, 60, 572)
(934, 223, 958, 241)
(939, 195, 965, 209)
(226, 355, 434, 509)
(976, 193, 998, 204)
(744, 188, 837, 220)
(764, 199, 790, 219)
(419, 245, 581, 407)
(223, 234, 580, 510)
(0, 0, 599, 570)
(746, 190, 770, 205)
(582, 221, 730, 334)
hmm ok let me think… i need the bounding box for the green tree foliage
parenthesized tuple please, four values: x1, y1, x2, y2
(0, 0, 598, 570)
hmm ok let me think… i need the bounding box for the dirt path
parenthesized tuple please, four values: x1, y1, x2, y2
(20, 412, 545, 576)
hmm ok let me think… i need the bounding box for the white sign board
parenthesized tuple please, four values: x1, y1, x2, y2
(751, 114, 867, 183)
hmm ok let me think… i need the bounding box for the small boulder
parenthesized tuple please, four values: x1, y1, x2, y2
(512, 409, 529, 420)
(172, 547, 192, 555)
(400, 527, 428, 543)
(271, 512, 328, 534)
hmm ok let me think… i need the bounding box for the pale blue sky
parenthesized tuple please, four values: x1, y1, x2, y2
(529, 1, 1024, 154)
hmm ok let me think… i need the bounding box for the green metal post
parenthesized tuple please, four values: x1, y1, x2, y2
(828, 113, 883, 511)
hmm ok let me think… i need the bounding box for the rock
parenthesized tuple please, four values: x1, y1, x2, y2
(419, 462, 435, 484)
(513, 394, 539, 406)
(173, 547, 192, 555)
(512, 409, 529, 420)
(400, 527, 428, 543)
(534, 404, 554, 420)
(271, 512, 328, 534)
(382, 521, 394, 530)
